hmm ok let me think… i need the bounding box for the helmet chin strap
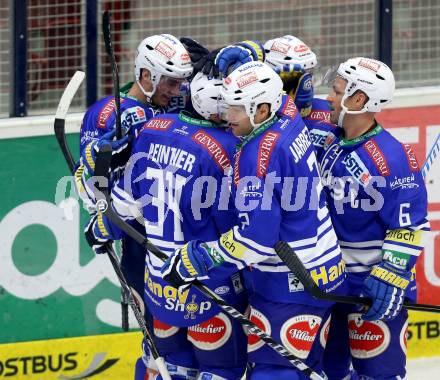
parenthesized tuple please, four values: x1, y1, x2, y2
(136, 73, 162, 103)
(338, 91, 368, 126)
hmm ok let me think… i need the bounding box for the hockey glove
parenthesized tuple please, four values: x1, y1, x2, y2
(81, 128, 131, 176)
(290, 72, 314, 118)
(84, 213, 123, 254)
(193, 47, 222, 77)
(180, 37, 209, 67)
(215, 40, 265, 77)
(361, 261, 412, 321)
(161, 240, 220, 290)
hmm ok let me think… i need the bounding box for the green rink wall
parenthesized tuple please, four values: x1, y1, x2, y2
(0, 132, 124, 343)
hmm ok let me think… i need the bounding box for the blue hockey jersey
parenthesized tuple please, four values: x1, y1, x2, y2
(111, 111, 246, 326)
(319, 124, 429, 300)
(209, 101, 347, 307)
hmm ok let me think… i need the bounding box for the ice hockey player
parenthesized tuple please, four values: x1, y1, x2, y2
(319, 57, 429, 379)
(85, 72, 248, 380)
(160, 61, 347, 379)
(77, 34, 193, 379)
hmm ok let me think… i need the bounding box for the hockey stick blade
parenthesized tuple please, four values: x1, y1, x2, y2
(102, 10, 122, 139)
(92, 147, 324, 380)
(54, 70, 85, 172)
(274, 241, 440, 313)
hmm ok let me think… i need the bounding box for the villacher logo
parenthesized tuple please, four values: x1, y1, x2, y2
(0, 352, 119, 379)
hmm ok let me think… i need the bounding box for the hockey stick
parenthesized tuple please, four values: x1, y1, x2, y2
(54, 73, 171, 380)
(102, 10, 122, 139)
(422, 133, 440, 179)
(274, 241, 440, 313)
(54, 70, 85, 173)
(102, 10, 129, 327)
(92, 145, 325, 380)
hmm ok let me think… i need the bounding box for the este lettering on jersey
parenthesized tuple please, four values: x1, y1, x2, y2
(192, 131, 231, 171)
(363, 139, 390, 176)
(257, 131, 280, 177)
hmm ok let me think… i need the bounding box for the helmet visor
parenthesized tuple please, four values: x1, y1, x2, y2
(218, 99, 248, 123)
(157, 76, 188, 95)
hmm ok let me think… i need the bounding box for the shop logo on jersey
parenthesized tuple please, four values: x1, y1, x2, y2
(364, 139, 390, 176)
(403, 144, 420, 172)
(155, 41, 176, 59)
(188, 313, 232, 350)
(248, 309, 271, 352)
(348, 313, 391, 358)
(280, 314, 322, 359)
(342, 151, 371, 186)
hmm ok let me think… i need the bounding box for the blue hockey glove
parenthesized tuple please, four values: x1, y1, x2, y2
(81, 128, 131, 176)
(180, 37, 209, 66)
(161, 240, 222, 290)
(84, 213, 122, 254)
(290, 72, 314, 117)
(361, 261, 412, 321)
(215, 40, 265, 77)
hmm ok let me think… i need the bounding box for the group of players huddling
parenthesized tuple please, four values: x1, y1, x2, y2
(74, 33, 429, 380)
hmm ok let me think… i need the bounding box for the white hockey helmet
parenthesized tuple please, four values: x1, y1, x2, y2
(337, 57, 395, 113)
(219, 61, 283, 128)
(134, 34, 193, 100)
(190, 72, 223, 120)
(264, 35, 317, 72)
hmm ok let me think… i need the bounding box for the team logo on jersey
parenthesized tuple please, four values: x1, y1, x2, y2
(280, 96, 298, 119)
(363, 139, 390, 176)
(257, 131, 280, 177)
(155, 41, 176, 59)
(153, 319, 180, 338)
(389, 174, 419, 190)
(348, 313, 391, 358)
(247, 308, 271, 352)
(319, 316, 331, 348)
(236, 71, 259, 89)
(188, 313, 232, 350)
(270, 40, 290, 54)
(342, 151, 371, 186)
(403, 144, 420, 172)
(192, 131, 231, 171)
(280, 314, 322, 359)
(399, 319, 408, 355)
(358, 59, 381, 72)
(142, 118, 173, 131)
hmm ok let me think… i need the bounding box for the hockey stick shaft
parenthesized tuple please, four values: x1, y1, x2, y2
(54, 74, 170, 380)
(102, 10, 122, 139)
(274, 241, 440, 313)
(422, 133, 440, 179)
(92, 145, 324, 380)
